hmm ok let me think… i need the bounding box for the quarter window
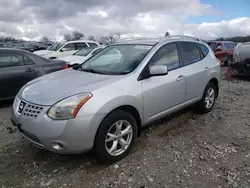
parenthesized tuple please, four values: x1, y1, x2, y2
(198, 44, 209, 57)
(0, 54, 24, 68)
(23, 56, 34, 65)
(75, 43, 88, 50)
(179, 42, 201, 65)
(149, 43, 180, 71)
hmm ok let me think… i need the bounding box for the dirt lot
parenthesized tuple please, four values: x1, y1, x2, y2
(0, 69, 250, 188)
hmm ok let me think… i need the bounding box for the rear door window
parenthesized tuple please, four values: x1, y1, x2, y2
(75, 43, 88, 50)
(0, 54, 24, 68)
(198, 44, 209, 57)
(179, 42, 201, 65)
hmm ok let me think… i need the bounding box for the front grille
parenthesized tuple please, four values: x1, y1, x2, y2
(22, 103, 44, 118)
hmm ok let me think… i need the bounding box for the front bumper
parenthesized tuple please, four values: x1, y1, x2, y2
(11, 99, 105, 154)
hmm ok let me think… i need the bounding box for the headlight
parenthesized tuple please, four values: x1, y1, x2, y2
(47, 93, 92, 120)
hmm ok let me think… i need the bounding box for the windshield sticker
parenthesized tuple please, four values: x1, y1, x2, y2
(135, 45, 152, 50)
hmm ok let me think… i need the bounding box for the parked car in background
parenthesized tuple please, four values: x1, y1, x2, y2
(206, 41, 235, 65)
(33, 40, 100, 59)
(14, 42, 47, 52)
(11, 36, 220, 162)
(0, 48, 68, 101)
(57, 46, 104, 67)
(231, 42, 250, 76)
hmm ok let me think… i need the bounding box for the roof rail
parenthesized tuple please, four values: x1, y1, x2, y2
(117, 36, 164, 42)
(166, 35, 202, 42)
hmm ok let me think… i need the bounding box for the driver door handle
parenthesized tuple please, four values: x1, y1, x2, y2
(25, 68, 35, 72)
(176, 75, 184, 81)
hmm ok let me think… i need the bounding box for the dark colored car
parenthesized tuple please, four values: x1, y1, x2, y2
(0, 48, 68, 101)
(231, 43, 250, 76)
(206, 41, 235, 65)
(14, 43, 47, 52)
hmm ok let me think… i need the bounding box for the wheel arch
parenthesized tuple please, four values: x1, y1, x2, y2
(208, 78, 219, 98)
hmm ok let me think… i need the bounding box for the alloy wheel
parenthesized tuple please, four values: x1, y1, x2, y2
(105, 120, 133, 156)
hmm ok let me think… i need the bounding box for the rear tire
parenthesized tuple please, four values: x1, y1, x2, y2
(94, 110, 137, 163)
(196, 82, 217, 113)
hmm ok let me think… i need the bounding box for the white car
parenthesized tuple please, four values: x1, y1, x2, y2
(57, 46, 104, 66)
(34, 40, 100, 59)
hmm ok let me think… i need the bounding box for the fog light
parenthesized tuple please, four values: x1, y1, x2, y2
(52, 142, 64, 150)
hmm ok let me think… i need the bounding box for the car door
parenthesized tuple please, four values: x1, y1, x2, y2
(178, 42, 209, 101)
(141, 42, 186, 122)
(0, 52, 39, 99)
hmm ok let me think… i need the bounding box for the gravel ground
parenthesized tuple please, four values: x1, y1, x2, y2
(0, 69, 250, 188)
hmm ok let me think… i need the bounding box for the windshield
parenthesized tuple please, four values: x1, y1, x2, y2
(47, 42, 65, 51)
(81, 44, 152, 75)
(75, 47, 96, 56)
(207, 42, 216, 50)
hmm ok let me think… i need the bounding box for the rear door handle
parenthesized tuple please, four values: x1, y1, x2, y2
(25, 68, 35, 72)
(176, 75, 184, 81)
(204, 67, 210, 72)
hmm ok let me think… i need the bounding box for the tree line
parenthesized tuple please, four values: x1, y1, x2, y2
(1, 31, 250, 43)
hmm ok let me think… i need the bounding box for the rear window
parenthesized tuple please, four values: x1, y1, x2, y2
(224, 43, 234, 50)
(198, 44, 209, 57)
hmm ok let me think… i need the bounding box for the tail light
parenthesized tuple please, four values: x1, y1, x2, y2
(216, 58, 222, 66)
(62, 65, 68, 69)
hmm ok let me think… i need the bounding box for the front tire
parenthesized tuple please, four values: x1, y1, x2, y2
(94, 110, 137, 163)
(196, 82, 217, 113)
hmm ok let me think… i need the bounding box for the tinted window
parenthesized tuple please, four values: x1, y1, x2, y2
(179, 42, 201, 65)
(224, 43, 234, 50)
(23, 56, 34, 65)
(63, 43, 75, 51)
(75, 43, 88, 50)
(198, 44, 209, 57)
(88, 43, 98, 47)
(0, 54, 24, 68)
(149, 43, 180, 71)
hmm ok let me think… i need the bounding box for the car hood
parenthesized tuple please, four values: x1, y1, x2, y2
(33, 50, 52, 56)
(19, 68, 122, 105)
(57, 55, 87, 64)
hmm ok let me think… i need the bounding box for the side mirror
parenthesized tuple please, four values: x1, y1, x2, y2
(61, 48, 71, 52)
(149, 65, 168, 76)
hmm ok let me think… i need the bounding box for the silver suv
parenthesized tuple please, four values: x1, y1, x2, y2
(11, 36, 221, 162)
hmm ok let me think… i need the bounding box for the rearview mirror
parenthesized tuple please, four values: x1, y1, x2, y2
(149, 65, 168, 76)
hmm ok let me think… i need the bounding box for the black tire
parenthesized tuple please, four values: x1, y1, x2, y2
(196, 82, 217, 113)
(94, 110, 137, 163)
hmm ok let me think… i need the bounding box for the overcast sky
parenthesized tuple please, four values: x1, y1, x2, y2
(0, 0, 249, 41)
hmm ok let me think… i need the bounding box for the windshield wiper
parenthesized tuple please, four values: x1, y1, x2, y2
(81, 68, 107, 74)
